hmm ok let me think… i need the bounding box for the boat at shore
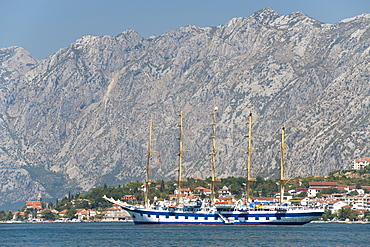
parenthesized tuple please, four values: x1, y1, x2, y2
(104, 109, 324, 225)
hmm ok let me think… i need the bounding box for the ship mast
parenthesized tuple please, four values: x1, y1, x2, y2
(144, 116, 153, 208)
(245, 113, 255, 204)
(176, 111, 187, 205)
(279, 127, 288, 204)
(210, 106, 219, 205)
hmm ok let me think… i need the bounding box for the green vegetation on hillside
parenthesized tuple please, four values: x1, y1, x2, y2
(49, 166, 370, 211)
(300, 166, 370, 189)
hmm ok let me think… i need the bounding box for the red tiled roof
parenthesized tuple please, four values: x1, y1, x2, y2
(337, 185, 348, 190)
(188, 196, 200, 200)
(81, 210, 89, 215)
(309, 187, 328, 190)
(294, 188, 308, 192)
(356, 209, 366, 213)
(194, 186, 206, 190)
(107, 206, 121, 211)
(180, 188, 191, 192)
(309, 182, 338, 186)
(355, 157, 370, 163)
(26, 201, 42, 206)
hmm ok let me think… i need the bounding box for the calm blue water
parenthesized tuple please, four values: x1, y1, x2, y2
(0, 222, 369, 246)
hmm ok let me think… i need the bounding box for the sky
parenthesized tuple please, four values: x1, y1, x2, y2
(1, 0, 370, 60)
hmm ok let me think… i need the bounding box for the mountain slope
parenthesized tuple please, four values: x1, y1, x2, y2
(0, 8, 369, 207)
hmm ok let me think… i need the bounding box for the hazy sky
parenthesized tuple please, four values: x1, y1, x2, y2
(1, 0, 369, 60)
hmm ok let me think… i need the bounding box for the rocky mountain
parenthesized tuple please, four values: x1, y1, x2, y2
(0, 8, 369, 208)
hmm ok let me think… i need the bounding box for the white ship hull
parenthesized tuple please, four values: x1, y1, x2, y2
(123, 206, 324, 225)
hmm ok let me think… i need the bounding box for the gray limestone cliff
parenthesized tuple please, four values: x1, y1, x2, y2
(0, 8, 369, 208)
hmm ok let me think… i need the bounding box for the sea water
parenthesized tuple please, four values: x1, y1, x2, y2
(0, 222, 369, 246)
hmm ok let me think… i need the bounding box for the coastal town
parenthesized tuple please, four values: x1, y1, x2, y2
(2, 157, 370, 223)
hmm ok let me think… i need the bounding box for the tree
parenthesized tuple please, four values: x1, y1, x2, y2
(24, 210, 31, 219)
(337, 208, 359, 221)
(322, 209, 336, 221)
(5, 210, 13, 220)
(41, 210, 56, 221)
(364, 211, 370, 221)
(160, 180, 165, 192)
(349, 190, 359, 196)
(298, 191, 308, 197)
(317, 188, 339, 197)
(65, 208, 77, 219)
(0, 210, 6, 220)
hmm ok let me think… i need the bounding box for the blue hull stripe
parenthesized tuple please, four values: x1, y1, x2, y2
(133, 222, 308, 225)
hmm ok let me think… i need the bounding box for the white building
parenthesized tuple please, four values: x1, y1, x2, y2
(218, 186, 232, 198)
(102, 205, 131, 222)
(326, 200, 348, 213)
(352, 157, 370, 170)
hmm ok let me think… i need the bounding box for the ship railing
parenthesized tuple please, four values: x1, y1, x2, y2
(283, 205, 324, 211)
(239, 204, 324, 212)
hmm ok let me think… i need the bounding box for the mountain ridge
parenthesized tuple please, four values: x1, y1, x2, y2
(0, 8, 369, 209)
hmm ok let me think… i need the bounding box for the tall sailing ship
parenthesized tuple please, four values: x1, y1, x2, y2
(104, 109, 324, 225)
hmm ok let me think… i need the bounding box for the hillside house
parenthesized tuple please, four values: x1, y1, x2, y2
(193, 186, 212, 196)
(25, 201, 43, 212)
(122, 195, 137, 204)
(352, 157, 370, 170)
(102, 205, 131, 222)
(218, 186, 232, 198)
(58, 209, 68, 217)
(308, 182, 339, 197)
(76, 209, 97, 221)
(174, 188, 192, 196)
(12, 211, 25, 221)
(194, 186, 207, 193)
(327, 200, 348, 213)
